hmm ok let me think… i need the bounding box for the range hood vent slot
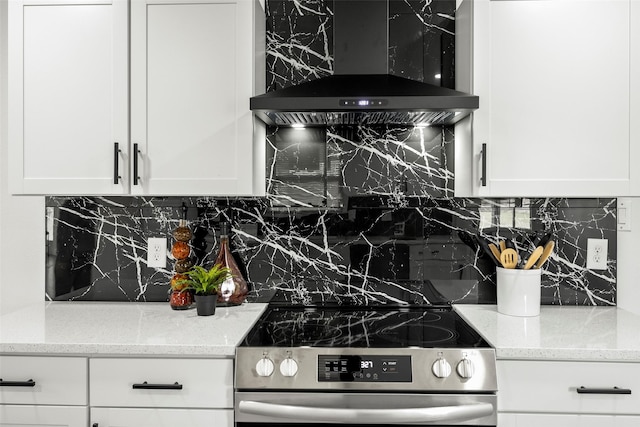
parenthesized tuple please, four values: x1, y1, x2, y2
(265, 111, 457, 127)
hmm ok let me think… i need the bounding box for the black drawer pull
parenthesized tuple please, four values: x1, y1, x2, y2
(0, 378, 36, 387)
(132, 381, 183, 390)
(577, 386, 631, 395)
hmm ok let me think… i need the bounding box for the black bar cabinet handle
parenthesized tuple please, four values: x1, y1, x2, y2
(480, 143, 487, 187)
(132, 381, 183, 390)
(0, 378, 36, 387)
(577, 386, 631, 395)
(133, 143, 140, 186)
(113, 142, 121, 185)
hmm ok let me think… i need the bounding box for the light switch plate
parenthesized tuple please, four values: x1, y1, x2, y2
(617, 198, 632, 231)
(479, 208, 492, 230)
(514, 207, 531, 229)
(499, 207, 514, 228)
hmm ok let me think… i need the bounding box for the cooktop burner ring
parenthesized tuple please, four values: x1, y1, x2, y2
(375, 324, 459, 347)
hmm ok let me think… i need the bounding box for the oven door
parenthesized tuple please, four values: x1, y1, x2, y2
(235, 392, 497, 426)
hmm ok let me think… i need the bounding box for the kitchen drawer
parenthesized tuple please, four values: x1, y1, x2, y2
(0, 405, 88, 427)
(498, 413, 640, 427)
(89, 358, 233, 408)
(91, 407, 232, 427)
(498, 360, 640, 415)
(0, 356, 87, 405)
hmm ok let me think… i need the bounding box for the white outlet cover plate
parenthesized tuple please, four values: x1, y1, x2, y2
(147, 237, 167, 268)
(586, 238, 608, 270)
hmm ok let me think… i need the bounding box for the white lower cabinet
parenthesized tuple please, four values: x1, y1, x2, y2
(0, 406, 87, 427)
(89, 358, 234, 427)
(90, 408, 232, 427)
(499, 413, 640, 427)
(497, 360, 640, 426)
(0, 356, 88, 426)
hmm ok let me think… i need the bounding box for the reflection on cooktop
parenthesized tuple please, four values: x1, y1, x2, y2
(240, 307, 489, 348)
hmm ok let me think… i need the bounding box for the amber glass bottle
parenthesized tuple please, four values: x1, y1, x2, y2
(214, 222, 248, 305)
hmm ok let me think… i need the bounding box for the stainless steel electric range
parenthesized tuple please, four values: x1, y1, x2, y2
(235, 305, 497, 426)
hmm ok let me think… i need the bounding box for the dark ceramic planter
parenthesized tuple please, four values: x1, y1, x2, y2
(194, 294, 217, 316)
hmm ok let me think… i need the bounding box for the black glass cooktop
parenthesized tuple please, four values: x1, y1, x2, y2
(240, 306, 490, 348)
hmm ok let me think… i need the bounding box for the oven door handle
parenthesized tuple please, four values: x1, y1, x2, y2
(238, 400, 494, 424)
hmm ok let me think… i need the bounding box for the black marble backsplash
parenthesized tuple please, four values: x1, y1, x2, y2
(46, 196, 617, 306)
(44, 0, 618, 306)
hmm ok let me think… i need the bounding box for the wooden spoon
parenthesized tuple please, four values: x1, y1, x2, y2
(535, 240, 555, 269)
(523, 246, 544, 270)
(500, 248, 518, 269)
(499, 240, 506, 253)
(488, 243, 502, 266)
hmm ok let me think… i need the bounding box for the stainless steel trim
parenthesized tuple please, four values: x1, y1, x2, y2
(235, 347, 497, 392)
(235, 392, 497, 426)
(239, 401, 493, 424)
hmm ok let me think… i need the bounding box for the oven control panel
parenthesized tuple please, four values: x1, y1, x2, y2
(318, 355, 412, 382)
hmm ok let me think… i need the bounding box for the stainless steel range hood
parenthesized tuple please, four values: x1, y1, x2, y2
(251, 0, 478, 127)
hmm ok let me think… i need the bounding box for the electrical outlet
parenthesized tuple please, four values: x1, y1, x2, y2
(586, 238, 608, 270)
(147, 238, 167, 268)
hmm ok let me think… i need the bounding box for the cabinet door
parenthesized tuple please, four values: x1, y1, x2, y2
(90, 408, 232, 427)
(0, 405, 87, 427)
(499, 413, 640, 427)
(631, 0, 640, 193)
(459, 0, 630, 197)
(131, 0, 264, 196)
(8, 0, 129, 195)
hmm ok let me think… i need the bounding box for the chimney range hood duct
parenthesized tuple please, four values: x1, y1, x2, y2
(251, 0, 478, 127)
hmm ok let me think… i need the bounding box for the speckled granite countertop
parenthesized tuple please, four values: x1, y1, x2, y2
(0, 302, 268, 357)
(454, 304, 640, 362)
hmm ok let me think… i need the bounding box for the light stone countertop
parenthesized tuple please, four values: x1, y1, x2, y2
(0, 301, 268, 357)
(454, 304, 640, 362)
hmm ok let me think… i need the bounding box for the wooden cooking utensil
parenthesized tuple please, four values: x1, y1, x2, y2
(499, 240, 506, 253)
(523, 246, 543, 270)
(488, 243, 502, 266)
(535, 240, 555, 269)
(500, 248, 518, 269)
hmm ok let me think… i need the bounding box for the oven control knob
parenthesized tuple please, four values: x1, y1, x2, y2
(280, 358, 299, 377)
(431, 358, 452, 378)
(255, 357, 275, 377)
(456, 357, 475, 379)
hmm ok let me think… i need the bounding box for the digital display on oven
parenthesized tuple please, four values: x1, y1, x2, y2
(318, 355, 412, 382)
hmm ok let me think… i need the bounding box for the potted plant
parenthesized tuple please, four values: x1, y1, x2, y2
(179, 264, 231, 316)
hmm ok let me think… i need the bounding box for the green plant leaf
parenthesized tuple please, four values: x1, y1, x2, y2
(179, 264, 232, 295)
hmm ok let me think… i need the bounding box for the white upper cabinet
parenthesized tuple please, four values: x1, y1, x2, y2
(8, 0, 129, 195)
(631, 0, 640, 193)
(9, 0, 265, 196)
(130, 0, 265, 196)
(455, 0, 632, 197)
